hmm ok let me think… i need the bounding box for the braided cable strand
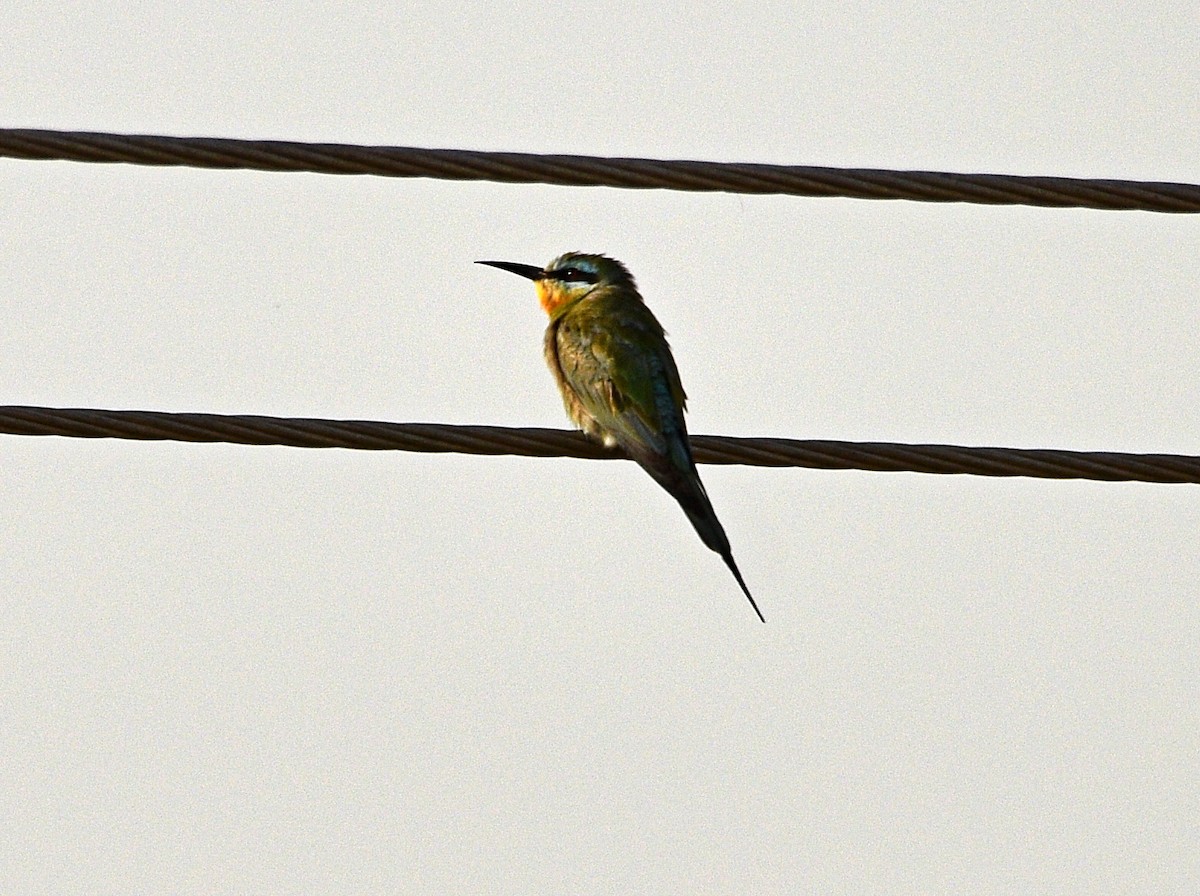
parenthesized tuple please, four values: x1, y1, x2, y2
(2, 407, 1198, 484)
(2, 128, 1198, 212)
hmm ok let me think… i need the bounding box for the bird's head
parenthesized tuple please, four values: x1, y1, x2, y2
(477, 252, 637, 317)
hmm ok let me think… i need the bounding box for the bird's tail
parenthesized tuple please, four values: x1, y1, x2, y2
(640, 454, 765, 623)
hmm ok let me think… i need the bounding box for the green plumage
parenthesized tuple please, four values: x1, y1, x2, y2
(479, 253, 763, 622)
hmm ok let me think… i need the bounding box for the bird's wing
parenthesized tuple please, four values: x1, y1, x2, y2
(555, 299, 689, 461)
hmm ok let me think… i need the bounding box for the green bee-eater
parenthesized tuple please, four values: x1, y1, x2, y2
(477, 253, 763, 622)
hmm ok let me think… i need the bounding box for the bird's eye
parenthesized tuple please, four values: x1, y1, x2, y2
(556, 267, 598, 284)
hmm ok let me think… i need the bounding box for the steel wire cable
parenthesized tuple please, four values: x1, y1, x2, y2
(2, 407, 1198, 484)
(2, 128, 1198, 212)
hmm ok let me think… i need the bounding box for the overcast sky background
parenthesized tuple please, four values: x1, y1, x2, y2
(2, 4, 1198, 893)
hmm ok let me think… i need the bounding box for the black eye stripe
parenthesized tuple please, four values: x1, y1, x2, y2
(551, 267, 599, 284)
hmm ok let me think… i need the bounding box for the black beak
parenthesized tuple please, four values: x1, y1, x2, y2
(476, 260, 545, 281)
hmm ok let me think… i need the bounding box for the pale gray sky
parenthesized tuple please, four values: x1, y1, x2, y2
(2, 4, 1198, 893)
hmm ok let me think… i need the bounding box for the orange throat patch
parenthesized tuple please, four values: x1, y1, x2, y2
(536, 280, 568, 316)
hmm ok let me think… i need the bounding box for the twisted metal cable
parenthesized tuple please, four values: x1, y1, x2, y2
(2, 128, 1197, 212)
(2, 406, 1198, 484)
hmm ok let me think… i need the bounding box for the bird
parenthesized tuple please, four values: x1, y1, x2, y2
(477, 252, 763, 622)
